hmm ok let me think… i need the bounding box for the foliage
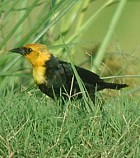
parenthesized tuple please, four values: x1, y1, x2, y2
(0, 88, 140, 157)
(0, 0, 140, 156)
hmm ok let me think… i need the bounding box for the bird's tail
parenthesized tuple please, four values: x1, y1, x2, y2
(103, 82, 128, 90)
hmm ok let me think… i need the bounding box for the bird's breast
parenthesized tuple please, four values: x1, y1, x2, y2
(33, 66, 47, 85)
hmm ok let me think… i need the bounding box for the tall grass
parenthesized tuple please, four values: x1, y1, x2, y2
(92, 0, 127, 72)
(0, 0, 133, 94)
(0, 0, 140, 156)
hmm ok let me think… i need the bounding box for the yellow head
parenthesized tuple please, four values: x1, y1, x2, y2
(10, 43, 52, 67)
(10, 43, 53, 84)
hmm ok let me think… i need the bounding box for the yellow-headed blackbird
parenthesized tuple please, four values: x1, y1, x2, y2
(10, 43, 128, 101)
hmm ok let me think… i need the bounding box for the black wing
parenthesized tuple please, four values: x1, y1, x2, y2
(59, 60, 104, 85)
(75, 66, 104, 84)
(47, 59, 127, 100)
(59, 61, 128, 92)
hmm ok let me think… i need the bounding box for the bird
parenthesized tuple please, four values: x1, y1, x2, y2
(10, 43, 128, 101)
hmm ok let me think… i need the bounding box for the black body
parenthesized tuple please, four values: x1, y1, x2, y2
(38, 56, 128, 100)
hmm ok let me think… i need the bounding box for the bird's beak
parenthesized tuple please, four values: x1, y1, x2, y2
(9, 47, 25, 55)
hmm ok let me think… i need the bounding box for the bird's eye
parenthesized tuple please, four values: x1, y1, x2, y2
(25, 48, 32, 54)
(22, 47, 33, 55)
(28, 48, 32, 53)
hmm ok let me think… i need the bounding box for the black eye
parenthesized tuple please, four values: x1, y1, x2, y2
(24, 48, 32, 54)
(22, 47, 33, 55)
(27, 48, 32, 53)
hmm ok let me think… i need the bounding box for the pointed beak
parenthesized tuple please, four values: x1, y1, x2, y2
(9, 47, 25, 55)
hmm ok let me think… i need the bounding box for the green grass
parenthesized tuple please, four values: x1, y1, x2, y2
(0, 0, 140, 157)
(0, 87, 140, 157)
